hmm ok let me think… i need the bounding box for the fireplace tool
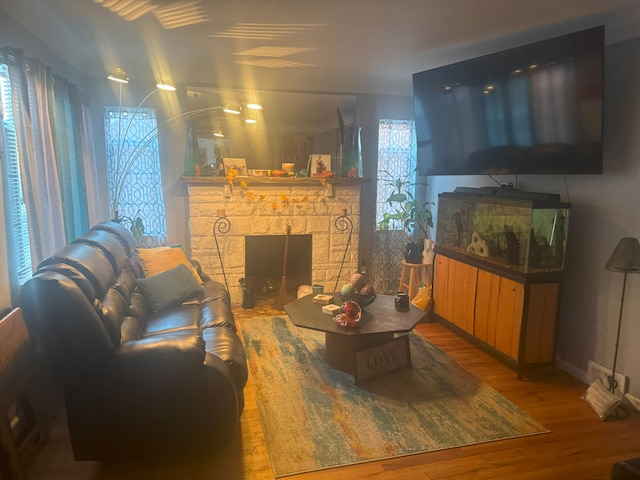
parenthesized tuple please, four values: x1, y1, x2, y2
(273, 224, 291, 309)
(332, 212, 353, 295)
(213, 212, 231, 292)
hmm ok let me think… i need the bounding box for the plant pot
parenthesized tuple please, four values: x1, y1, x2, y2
(404, 241, 424, 264)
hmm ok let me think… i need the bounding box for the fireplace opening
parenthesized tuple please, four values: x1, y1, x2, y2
(245, 235, 312, 296)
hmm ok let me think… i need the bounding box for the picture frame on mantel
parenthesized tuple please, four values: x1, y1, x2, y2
(307, 154, 332, 176)
(223, 158, 247, 176)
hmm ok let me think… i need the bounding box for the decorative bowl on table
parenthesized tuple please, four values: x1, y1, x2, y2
(339, 273, 376, 309)
(340, 292, 377, 308)
(332, 300, 362, 328)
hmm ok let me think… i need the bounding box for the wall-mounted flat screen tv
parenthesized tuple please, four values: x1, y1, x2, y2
(413, 26, 604, 176)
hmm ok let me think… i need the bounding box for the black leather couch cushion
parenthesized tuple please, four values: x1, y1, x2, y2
(37, 243, 115, 300)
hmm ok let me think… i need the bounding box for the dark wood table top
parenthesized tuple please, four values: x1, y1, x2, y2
(284, 293, 426, 337)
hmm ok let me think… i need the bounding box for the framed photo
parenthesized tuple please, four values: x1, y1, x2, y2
(223, 157, 247, 176)
(307, 153, 332, 176)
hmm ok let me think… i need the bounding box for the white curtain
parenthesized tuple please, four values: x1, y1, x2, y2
(80, 101, 101, 225)
(3, 48, 66, 264)
(2, 46, 95, 270)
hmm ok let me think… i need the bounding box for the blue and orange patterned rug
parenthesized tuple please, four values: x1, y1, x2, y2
(239, 316, 548, 477)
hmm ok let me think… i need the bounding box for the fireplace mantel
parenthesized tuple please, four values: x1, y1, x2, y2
(184, 176, 363, 305)
(181, 175, 368, 186)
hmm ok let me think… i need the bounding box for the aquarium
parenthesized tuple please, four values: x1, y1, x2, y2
(436, 188, 570, 274)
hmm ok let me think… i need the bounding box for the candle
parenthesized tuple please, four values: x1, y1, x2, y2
(217, 209, 226, 217)
(340, 208, 347, 216)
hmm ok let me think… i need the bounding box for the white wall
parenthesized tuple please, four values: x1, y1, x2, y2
(428, 36, 640, 396)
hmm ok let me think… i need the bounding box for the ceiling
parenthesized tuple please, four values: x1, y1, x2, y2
(2, 0, 640, 133)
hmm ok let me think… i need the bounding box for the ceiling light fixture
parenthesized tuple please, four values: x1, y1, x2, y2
(107, 67, 129, 84)
(245, 118, 257, 124)
(223, 106, 241, 115)
(213, 130, 224, 137)
(246, 103, 262, 110)
(156, 80, 177, 91)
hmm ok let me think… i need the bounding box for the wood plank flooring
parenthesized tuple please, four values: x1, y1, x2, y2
(24, 299, 640, 480)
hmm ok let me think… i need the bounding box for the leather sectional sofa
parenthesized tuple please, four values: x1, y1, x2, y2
(21, 221, 248, 461)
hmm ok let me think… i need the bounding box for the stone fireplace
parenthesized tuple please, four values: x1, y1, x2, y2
(184, 177, 363, 305)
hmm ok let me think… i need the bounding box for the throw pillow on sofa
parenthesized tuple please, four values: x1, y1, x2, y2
(137, 245, 203, 284)
(136, 263, 204, 312)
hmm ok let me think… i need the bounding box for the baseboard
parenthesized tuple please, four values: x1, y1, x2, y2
(557, 359, 589, 385)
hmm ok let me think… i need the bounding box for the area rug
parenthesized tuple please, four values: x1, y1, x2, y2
(239, 316, 548, 477)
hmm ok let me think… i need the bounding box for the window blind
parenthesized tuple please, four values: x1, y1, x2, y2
(0, 62, 33, 284)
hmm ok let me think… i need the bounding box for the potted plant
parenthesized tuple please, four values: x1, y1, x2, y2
(113, 210, 145, 244)
(377, 169, 434, 263)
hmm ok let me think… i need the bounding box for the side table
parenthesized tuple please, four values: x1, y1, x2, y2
(0, 308, 49, 480)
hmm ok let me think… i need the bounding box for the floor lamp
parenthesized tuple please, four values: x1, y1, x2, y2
(604, 237, 640, 393)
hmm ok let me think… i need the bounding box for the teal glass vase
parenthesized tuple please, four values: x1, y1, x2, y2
(340, 126, 362, 177)
(184, 123, 199, 176)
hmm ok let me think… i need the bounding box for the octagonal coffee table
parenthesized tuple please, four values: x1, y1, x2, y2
(284, 293, 426, 374)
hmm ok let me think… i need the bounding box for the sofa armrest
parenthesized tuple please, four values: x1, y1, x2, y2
(189, 258, 212, 282)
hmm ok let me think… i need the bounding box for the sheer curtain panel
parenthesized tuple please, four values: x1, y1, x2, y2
(0, 47, 94, 295)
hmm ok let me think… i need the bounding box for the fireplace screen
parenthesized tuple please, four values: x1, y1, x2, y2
(245, 235, 312, 295)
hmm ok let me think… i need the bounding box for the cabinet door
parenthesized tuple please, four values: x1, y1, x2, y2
(433, 255, 450, 319)
(433, 255, 477, 334)
(475, 271, 524, 360)
(523, 283, 559, 363)
(474, 270, 500, 346)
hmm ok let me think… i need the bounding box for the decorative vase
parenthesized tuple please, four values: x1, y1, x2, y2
(422, 239, 435, 265)
(340, 126, 362, 177)
(183, 122, 199, 176)
(404, 241, 424, 264)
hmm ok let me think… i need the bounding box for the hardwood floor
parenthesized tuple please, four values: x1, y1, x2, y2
(25, 299, 640, 480)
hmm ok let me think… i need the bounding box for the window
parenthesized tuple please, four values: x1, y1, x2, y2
(104, 106, 167, 247)
(375, 119, 417, 228)
(0, 62, 32, 285)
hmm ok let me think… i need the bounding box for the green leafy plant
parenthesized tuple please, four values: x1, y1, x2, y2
(114, 211, 145, 243)
(377, 169, 434, 242)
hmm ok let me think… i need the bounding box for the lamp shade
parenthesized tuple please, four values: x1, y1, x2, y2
(605, 237, 640, 273)
(156, 80, 176, 91)
(107, 68, 129, 84)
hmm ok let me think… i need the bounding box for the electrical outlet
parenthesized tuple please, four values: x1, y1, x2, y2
(587, 360, 628, 396)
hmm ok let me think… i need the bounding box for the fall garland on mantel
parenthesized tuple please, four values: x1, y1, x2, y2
(225, 168, 335, 211)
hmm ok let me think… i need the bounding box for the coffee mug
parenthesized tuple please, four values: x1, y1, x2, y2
(395, 292, 409, 309)
(312, 284, 324, 295)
